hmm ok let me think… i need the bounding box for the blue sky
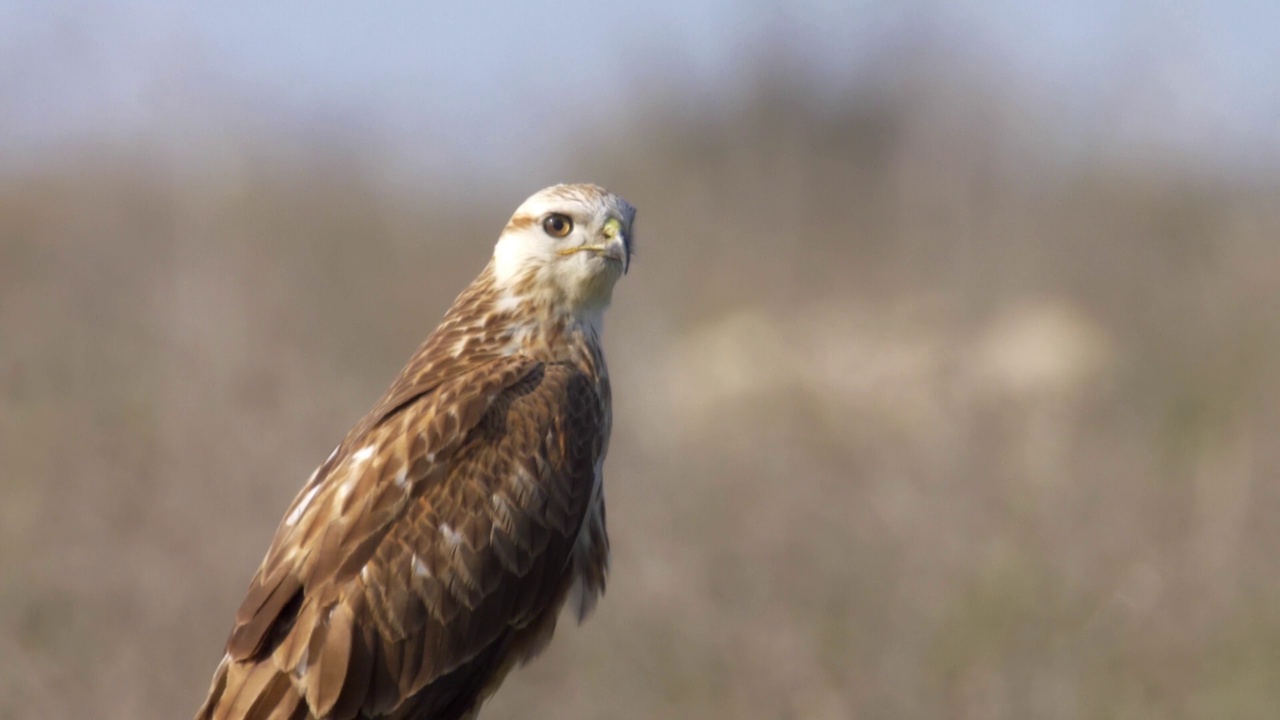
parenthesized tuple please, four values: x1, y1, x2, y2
(2, 0, 1276, 174)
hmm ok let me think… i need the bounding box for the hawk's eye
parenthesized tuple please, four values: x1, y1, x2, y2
(542, 214, 573, 238)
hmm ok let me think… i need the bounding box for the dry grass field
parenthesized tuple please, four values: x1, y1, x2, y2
(3, 63, 1279, 719)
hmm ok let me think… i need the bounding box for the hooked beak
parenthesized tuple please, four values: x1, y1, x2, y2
(600, 217, 630, 274)
(601, 234, 630, 274)
(557, 217, 631, 274)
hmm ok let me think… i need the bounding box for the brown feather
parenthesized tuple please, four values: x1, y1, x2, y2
(197, 182, 629, 719)
(227, 570, 303, 661)
(308, 601, 355, 716)
(215, 661, 278, 720)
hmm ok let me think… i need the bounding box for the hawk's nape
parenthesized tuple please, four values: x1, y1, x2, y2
(196, 184, 632, 720)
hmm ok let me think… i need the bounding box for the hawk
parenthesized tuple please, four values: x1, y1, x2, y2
(196, 184, 635, 720)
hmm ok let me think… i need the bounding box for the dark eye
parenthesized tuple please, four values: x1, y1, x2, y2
(542, 214, 573, 238)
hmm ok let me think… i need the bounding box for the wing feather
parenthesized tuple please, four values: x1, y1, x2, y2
(225, 355, 537, 661)
(204, 355, 605, 719)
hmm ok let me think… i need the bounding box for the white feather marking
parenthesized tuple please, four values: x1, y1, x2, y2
(495, 292, 522, 313)
(412, 553, 431, 578)
(351, 445, 375, 464)
(440, 523, 463, 547)
(393, 466, 409, 488)
(336, 478, 356, 502)
(286, 483, 322, 525)
(450, 337, 470, 358)
(514, 464, 537, 488)
(490, 493, 513, 527)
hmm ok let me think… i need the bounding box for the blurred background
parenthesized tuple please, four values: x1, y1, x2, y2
(3, 1, 1279, 718)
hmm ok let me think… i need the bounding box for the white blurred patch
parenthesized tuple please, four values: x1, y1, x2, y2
(967, 301, 1112, 399)
(412, 552, 431, 578)
(647, 298, 1112, 445)
(285, 483, 322, 526)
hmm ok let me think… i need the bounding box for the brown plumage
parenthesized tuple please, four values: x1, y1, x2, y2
(196, 184, 635, 720)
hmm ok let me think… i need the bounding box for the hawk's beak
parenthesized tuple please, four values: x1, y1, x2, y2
(601, 218, 630, 275)
(601, 234, 629, 274)
(556, 218, 631, 274)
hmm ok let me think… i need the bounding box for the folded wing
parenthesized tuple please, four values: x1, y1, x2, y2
(197, 357, 606, 720)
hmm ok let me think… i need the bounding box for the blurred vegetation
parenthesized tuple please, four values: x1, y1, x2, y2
(2, 57, 1279, 720)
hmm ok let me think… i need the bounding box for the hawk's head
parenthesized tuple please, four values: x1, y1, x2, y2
(493, 183, 636, 312)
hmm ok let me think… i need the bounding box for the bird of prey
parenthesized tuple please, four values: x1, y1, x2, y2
(196, 183, 635, 720)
